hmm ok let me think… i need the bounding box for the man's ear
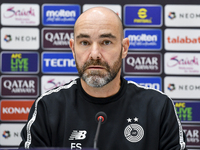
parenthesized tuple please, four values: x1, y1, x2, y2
(69, 39, 75, 59)
(122, 38, 129, 59)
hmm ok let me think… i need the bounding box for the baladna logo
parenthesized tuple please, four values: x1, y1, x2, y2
(42, 4, 80, 26)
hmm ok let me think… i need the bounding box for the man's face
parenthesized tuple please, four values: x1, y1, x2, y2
(70, 10, 126, 87)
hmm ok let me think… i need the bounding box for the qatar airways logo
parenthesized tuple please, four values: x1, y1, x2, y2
(165, 53, 200, 75)
(1, 4, 39, 26)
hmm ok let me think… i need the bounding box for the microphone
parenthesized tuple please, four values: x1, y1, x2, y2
(93, 111, 107, 149)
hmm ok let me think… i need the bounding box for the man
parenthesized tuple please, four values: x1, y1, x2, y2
(20, 7, 186, 150)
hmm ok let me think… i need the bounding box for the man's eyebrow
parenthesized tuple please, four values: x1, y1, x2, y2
(76, 34, 90, 39)
(99, 33, 116, 39)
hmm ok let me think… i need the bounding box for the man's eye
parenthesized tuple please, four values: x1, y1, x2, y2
(103, 40, 112, 45)
(81, 41, 89, 45)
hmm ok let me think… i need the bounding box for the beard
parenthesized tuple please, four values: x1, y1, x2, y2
(75, 49, 122, 88)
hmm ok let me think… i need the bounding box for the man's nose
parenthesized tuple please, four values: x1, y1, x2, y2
(89, 43, 102, 60)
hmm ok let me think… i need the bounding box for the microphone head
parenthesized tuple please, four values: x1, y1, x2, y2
(95, 111, 107, 124)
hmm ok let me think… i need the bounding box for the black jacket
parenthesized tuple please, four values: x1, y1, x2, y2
(20, 77, 186, 150)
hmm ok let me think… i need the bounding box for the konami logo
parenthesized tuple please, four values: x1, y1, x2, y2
(0, 100, 34, 121)
(165, 29, 200, 50)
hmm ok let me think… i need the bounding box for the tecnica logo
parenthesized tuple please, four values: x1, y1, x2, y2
(1, 3, 40, 26)
(41, 75, 78, 93)
(42, 4, 80, 26)
(165, 29, 200, 51)
(164, 76, 200, 99)
(125, 76, 162, 91)
(165, 5, 200, 27)
(1, 28, 39, 50)
(1, 52, 39, 74)
(125, 29, 162, 50)
(124, 5, 162, 26)
(42, 52, 78, 73)
(164, 53, 200, 75)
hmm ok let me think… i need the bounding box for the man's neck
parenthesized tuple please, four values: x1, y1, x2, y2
(80, 73, 121, 98)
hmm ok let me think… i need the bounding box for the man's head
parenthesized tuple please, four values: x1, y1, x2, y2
(70, 7, 129, 88)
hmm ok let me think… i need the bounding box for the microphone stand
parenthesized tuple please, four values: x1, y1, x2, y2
(93, 117, 103, 149)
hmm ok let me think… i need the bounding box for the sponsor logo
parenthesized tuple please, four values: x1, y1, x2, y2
(1, 28, 39, 50)
(42, 52, 78, 73)
(0, 76, 39, 98)
(41, 75, 78, 94)
(168, 12, 176, 19)
(1, 52, 39, 74)
(165, 29, 200, 51)
(42, 4, 80, 26)
(2, 131, 11, 139)
(124, 5, 162, 26)
(123, 53, 162, 74)
(164, 53, 200, 75)
(124, 76, 162, 91)
(83, 4, 121, 19)
(124, 117, 144, 143)
(69, 130, 87, 140)
(125, 29, 162, 50)
(183, 125, 200, 147)
(164, 77, 200, 99)
(1, 3, 39, 26)
(0, 124, 25, 146)
(165, 5, 200, 27)
(175, 101, 200, 123)
(42, 28, 74, 50)
(0, 100, 34, 121)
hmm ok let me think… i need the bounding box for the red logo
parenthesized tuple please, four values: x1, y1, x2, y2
(0, 100, 34, 121)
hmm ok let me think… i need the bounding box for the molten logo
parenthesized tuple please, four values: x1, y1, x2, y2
(0, 100, 34, 121)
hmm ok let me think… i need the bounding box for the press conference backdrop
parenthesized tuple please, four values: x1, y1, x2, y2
(0, 0, 199, 149)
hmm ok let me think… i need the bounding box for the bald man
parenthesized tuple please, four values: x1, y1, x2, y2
(20, 7, 186, 150)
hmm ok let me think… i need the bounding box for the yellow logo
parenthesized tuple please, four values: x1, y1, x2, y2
(134, 8, 152, 23)
(138, 8, 147, 19)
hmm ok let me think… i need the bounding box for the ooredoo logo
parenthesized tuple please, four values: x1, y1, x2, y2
(123, 53, 162, 74)
(1, 28, 39, 50)
(1, 3, 39, 26)
(0, 100, 34, 121)
(1, 52, 39, 74)
(164, 53, 200, 75)
(164, 76, 200, 99)
(124, 5, 162, 26)
(42, 4, 80, 26)
(0, 76, 39, 98)
(165, 5, 200, 27)
(165, 29, 200, 51)
(42, 28, 74, 50)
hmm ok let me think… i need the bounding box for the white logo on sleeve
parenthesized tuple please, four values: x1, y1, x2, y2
(69, 130, 87, 140)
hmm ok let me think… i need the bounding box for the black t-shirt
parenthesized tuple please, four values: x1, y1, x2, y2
(20, 77, 186, 150)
